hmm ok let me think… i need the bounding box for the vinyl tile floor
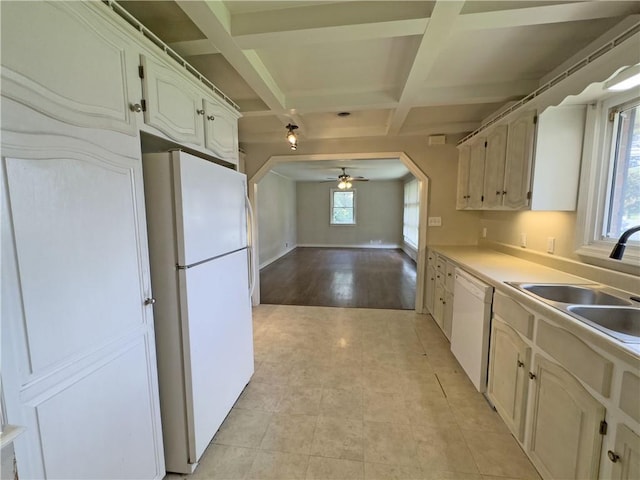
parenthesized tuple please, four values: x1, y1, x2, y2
(164, 305, 541, 480)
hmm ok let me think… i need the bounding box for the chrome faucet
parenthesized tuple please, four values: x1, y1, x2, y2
(609, 225, 640, 260)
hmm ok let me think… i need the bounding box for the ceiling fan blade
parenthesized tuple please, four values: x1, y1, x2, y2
(351, 178, 369, 182)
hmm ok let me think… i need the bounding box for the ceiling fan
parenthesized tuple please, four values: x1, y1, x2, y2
(325, 167, 369, 189)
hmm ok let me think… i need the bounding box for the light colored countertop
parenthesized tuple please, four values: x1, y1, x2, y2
(429, 245, 640, 362)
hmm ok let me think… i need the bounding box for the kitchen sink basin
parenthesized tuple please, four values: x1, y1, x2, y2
(519, 284, 632, 306)
(567, 306, 640, 343)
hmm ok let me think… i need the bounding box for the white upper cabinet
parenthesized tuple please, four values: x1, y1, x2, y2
(456, 146, 470, 210)
(203, 99, 240, 165)
(468, 138, 486, 210)
(483, 125, 509, 209)
(1, 2, 137, 135)
(140, 55, 205, 147)
(140, 55, 241, 166)
(456, 105, 585, 211)
(503, 110, 536, 209)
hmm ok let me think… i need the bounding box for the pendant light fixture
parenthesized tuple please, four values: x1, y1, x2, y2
(285, 123, 299, 150)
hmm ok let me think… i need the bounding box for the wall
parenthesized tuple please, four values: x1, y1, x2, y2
(297, 180, 403, 248)
(481, 210, 578, 259)
(256, 171, 297, 267)
(243, 135, 481, 247)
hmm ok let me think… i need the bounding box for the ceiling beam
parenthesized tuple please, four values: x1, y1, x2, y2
(386, 1, 465, 136)
(234, 18, 428, 49)
(417, 80, 539, 106)
(455, 1, 638, 31)
(175, 0, 286, 112)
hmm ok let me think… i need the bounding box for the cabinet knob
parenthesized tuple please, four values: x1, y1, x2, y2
(144, 297, 156, 306)
(496, 190, 501, 195)
(517, 360, 524, 368)
(207, 115, 215, 121)
(502, 190, 507, 195)
(130, 103, 142, 113)
(447, 273, 452, 277)
(196, 109, 205, 115)
(528, 372, 536, 380)
(607, 451, 620, 463)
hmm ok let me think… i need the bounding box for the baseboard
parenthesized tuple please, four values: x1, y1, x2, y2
(259, 244, 297, 269)
(402, 242, 417, 261)
(297, 243, 402, 249)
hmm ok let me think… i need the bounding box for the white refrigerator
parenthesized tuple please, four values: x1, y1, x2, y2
(142, 150, 255, 474)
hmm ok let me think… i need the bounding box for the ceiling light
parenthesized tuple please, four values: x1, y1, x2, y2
(285, 123, 298, 150)
(605, 64, 640, 92)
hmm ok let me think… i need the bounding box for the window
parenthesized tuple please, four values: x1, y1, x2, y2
(331, 189, 355, 225)
(576, 88, 640, 266)
(603, 98, 640, 240)
(403, 178, 419, 248)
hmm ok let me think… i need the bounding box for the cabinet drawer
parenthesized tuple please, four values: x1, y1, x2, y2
(620, 371, 640, 422)
(537, 319, 613, 397)
(493, 291, 534, 339)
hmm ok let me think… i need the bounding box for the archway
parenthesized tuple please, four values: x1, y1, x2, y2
(248, 152, 429, 313)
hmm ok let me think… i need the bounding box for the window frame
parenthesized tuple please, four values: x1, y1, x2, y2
(403, 178, 419, 249)
(575, 88, 640, 268)
(330, 188, 356, 226)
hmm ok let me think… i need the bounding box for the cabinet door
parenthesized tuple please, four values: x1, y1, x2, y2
(528, 355, 605, 480)
(610, 424, 640, 480)
(456, 146, 470, 209)
(1, 2, 136, 135)
(443, 290, 454, 341)
(433, 283, 445, 330)
(487, 318, 531, 441)
(468, 139, 486, 209)
(1, 117, 164, 479)
(140, 55, 204, 146)
(203, 98, 239, 165)
(426, 266, 437, 315)
(504, 111, 536, 209)
(483, 125, 508, 208)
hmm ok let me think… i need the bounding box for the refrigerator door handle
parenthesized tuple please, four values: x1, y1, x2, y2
(245, 194, 257, 296)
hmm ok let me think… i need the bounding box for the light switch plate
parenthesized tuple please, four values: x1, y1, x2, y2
(520, 232, 527, 248)
(428, 217, 442, 226)
(547, 237, 555, 254)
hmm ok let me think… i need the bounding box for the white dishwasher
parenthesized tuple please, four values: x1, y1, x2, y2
(450, 268, 494, 393)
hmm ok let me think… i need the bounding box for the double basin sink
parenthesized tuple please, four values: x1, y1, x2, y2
(508, 283, 640, 343)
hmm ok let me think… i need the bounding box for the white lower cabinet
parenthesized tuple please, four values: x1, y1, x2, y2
(487, 318, 531, 441)
(487, 291, 640, 480)
(426, 265, 436, 315)
(610, 424, 640, 480)
(430, 253, 454, 339)
(528, 355, 605, 480)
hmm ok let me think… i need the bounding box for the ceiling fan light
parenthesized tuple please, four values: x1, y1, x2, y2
(346, 181, 352, 189)
(338, 181, 347, 189)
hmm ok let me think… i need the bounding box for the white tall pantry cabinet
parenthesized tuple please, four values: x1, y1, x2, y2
(1, 2, 240, 478)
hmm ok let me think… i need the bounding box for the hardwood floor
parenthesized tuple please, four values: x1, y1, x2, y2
(259, 247, 416, 310)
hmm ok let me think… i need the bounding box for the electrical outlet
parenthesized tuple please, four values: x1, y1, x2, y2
(482, 227, 487, 239)
(520, 232, 527, 248)
(547, 237, 555, 254)
(428, 217, 442, 227)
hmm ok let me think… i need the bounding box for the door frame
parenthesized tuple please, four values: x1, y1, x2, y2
(248, 151, 430, 313)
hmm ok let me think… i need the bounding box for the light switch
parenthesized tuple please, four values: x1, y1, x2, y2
(520, 232, 527, 248)
(547, 237, 555, 254)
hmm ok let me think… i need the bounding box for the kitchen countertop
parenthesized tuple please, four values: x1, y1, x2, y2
(429, 245, 640, 362)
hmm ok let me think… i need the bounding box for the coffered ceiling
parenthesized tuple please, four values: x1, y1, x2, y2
(119, 1, 640, 148)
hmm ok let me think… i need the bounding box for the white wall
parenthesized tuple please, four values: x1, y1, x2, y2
(481, 210, 578, 259)
(297, 180, 403, 248)
(257, 171, 297, 267)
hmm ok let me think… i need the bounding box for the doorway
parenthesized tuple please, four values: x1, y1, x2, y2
(248, 152, 429, 313)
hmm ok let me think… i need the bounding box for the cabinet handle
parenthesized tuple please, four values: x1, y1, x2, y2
(517, 360, 524, 368)
(144, 297, 156, 306)
(130, 103, 142, 113)
(607, 451, 620, 463)
(447, 273, 452, 277)
(528, 372, 536, 380)
(207, 115, 215, 121)
(496, 190, 501, 195)
(196, 109, 205, 115)
(502, 190, 507, 195)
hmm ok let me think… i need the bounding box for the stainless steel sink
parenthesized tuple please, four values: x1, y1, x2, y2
(519, 284, 632, 306)
(507, 282, 640, 343)
(567, 306, 640, 343)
